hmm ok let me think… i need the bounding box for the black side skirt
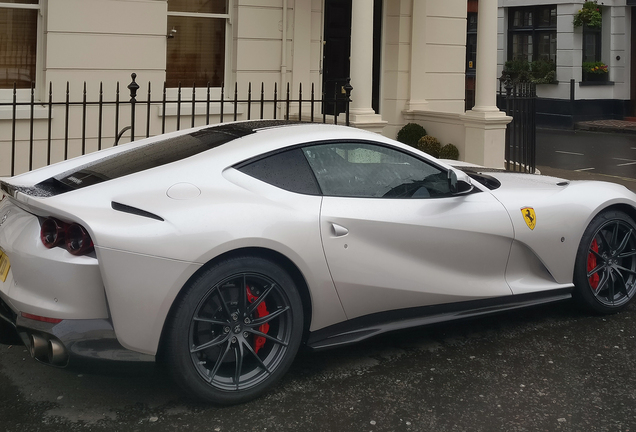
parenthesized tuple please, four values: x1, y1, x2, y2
(306, 289, 573, 350)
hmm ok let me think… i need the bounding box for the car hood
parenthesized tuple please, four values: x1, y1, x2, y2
(486, 171, 569, 190)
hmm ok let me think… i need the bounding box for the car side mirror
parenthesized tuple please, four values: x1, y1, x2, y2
(448, 170, 473, 195)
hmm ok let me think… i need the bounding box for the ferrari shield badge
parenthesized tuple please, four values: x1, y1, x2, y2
(521, 207, 536, 230)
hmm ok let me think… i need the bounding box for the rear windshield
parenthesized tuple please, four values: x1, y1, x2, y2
(34, 125, 253, 195)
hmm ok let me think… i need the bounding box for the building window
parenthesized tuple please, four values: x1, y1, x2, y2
(466, 12, 477, 75)
(508, 5, 557, 63)
(465, 8, 477, 111)
(0, 0, 39, 89)
(582, 25, 601, 63)
(166, 0, 229, 88)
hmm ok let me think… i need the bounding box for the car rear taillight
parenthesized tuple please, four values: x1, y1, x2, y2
(65, 223, 94, 256)
(40, 218, 66, 249)
(21, 312, 63, 324)
(40, 218, 94, 256)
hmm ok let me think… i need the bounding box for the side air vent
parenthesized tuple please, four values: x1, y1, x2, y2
(111, 202, 164, 221)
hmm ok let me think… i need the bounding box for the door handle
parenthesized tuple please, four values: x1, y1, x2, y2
(331, 223, 349, 237)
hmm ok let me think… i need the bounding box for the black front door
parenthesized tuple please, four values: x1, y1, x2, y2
(323, 0, 352, 116)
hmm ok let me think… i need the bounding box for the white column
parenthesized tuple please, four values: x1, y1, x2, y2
(349, 0, 373, 116)
(472, 0, 500, 113)
(406, 0, 428, 111)
(461, 0, 511, 168)
(348, 0, 386, 131)
(292, 0, 311, 91)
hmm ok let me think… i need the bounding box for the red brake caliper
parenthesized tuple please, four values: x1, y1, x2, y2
(246, 286, 269, 354)
(587, 238, 600, 290)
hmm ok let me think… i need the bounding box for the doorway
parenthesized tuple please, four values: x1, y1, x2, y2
(322, 0, 352, 116)
(322, 0, 382, 116)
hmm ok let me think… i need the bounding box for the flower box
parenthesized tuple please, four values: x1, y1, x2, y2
(582, 71, 608, 82)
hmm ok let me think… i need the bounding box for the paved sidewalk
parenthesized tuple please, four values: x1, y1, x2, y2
(537, 165, 636, 193)
(576, 119, 636, 134)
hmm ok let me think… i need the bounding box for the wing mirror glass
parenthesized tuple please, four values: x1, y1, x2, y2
(448, 169, 473, 195)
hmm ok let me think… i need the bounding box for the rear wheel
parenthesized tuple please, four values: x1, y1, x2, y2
(574, 210, 636, 313)
(164, 256, 303, 404)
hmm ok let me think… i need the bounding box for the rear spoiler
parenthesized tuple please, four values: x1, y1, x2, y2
(0, 180, 52, 201)
(0, 181, 16, 199)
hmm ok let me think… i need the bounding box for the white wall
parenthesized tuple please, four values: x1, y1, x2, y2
(383, 0, 468, 151)
(46, 0, 167, 100)
(381, 0, 414, 140)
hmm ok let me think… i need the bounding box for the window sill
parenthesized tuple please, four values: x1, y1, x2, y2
(579, 81, 614, 87)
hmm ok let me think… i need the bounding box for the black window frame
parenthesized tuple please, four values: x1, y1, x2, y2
(507, 5, 557, 63)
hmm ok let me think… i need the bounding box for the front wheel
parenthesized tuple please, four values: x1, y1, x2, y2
(574, 210, 636, 314)
(163, 256, 303, 404)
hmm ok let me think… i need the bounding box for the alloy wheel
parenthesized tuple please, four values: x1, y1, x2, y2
(188, 272, 293, 391)
(585, 219, 636, 307)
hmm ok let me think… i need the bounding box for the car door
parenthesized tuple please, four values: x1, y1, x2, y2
(302, 141, 515, 320)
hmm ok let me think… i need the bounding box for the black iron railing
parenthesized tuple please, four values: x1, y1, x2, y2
(498, 78, 537, 173)
(0, 74, 353, 177)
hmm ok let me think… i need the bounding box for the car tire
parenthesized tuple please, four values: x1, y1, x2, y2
(163, 256, 303, 405)
(573, 210, 636, 314)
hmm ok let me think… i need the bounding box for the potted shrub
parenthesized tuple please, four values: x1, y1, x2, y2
(397, 123, 427, 148)
(417, 135, 441, 158)
(530, 60, 557, 84)
(503, 59, 556, 84)
(439, 143, 460, 160)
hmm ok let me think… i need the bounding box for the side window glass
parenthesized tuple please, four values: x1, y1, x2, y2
(302, 142, 451, 198)
(237, 148, 321, 195)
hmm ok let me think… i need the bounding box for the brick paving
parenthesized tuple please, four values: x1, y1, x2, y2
(576, 119, 636, 133)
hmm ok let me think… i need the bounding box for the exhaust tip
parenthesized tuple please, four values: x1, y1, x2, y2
(29, 334, 47, 359)
(25, 333, 68, 366)
(47, 339, 67, 366)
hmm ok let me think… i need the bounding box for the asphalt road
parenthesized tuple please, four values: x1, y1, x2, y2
(1, 300, 636, 432)
(536, 129, 636, 181)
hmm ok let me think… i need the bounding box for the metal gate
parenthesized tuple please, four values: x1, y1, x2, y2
(499, 81, 537, 173)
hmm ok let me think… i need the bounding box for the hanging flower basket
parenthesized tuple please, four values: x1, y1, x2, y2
(573, 1, 602, 28)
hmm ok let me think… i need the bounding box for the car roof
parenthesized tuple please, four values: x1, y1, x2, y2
(12, 121, 382, 197)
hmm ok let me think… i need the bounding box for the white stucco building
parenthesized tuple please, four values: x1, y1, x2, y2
(495, 0, 635, 127)
(0, 0, 508, 176)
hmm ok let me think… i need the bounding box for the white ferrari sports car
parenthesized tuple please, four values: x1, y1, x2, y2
(1, 120, 635, 404)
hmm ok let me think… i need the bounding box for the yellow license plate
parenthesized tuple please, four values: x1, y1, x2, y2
(0, 250, 10, 283)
